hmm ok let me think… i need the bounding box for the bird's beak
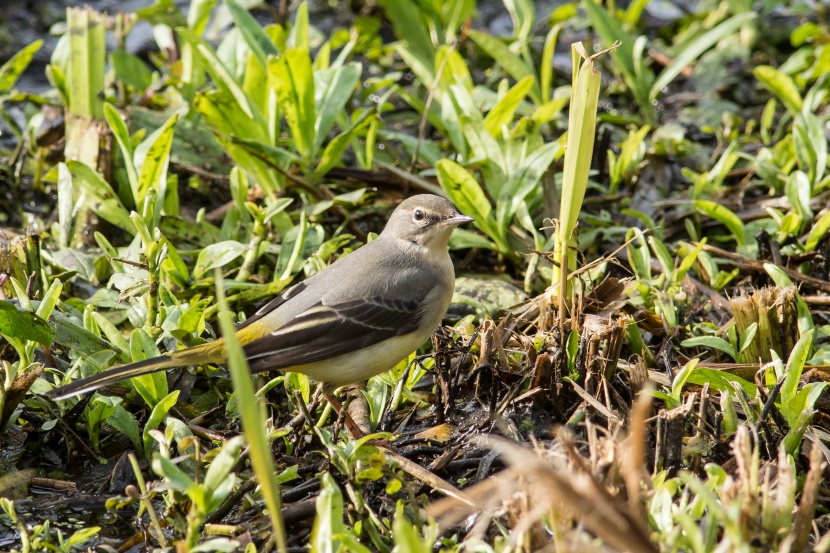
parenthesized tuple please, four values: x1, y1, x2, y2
(443, 214, 474, 226)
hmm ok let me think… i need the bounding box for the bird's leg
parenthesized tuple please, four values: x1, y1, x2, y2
(320, 384, 365, 440)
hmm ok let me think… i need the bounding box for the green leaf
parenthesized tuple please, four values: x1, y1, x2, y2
(651, 12, 757, 102)
(143, 390, 180, 455)
(66, 527, 100, 548)
(0, 301, 53, 346)
(686, 368, 757, 398)
(178, 27, 258, 120)
(680, 336, 737, 361)
(393, 500, 433, 552)
(559, 49, 600, 243)
(203, 436, 243, 511)
(193, 240, 247, 279)
(311, 473, 344, 553)
(483, 75, 535, 137)
(468, 30, 540, 103)
(693, 200, 745, 246)
(130, 329, 169, 407)
(781, 329, 814, 408)
(805, 210, 830, 251)
(215, 271, 286, 548)
(107, 405, 143, 455)
(754, 65, 802, 116)
(671, 358, 698, 401)
(314, 63, 361, 152)
(223, 0, 279, 69)
(66, 161, 136, 234)
(111, 51, 152, 90)
(377, 0, 435, 66)
(103, 105, 139, 201)
(435, 159, 508, 252)
(269, 48, 316, 161)
(739, 323, 758, 354)
(0, 40, 43, 93)
(134, 113, 179, 219)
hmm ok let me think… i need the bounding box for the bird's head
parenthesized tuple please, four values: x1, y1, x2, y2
(383, 194, 474, 251)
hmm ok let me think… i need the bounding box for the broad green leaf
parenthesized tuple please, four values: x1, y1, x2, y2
(672, 358, 699, 401)
(693, 200, 745, 246)
(269, 49, 316, 160)
(805, 210, 830, 251)
(377, 0, 435, 65)
(193, 240, 247, 279)
(0, 39, 43, 93)
(178, 27, 257, 119)
(686, 368, 757, 398)
(739, 323, 758, 354)
(484, 76, 534, 139)
(135, 113, 179, 219)
(393, 501, 434, 552)
(111, 51, 152, 90)
(754, 65, 802, 116)
(0, 301, 53, 346)
(287, 0, 309, 51)
(781, 329, 814, 407)
(763, 263, 793, 287)
(130, 328, 169, 407)
(203, 436, 243, 511)
(435, 159, 507, 251)
(107, 405, 143, 454)
(66, 161, 136, 234)
(194, 90, 282, 196)
(143, 390, 180, 454)
(680, 336, 737, 361)
(223, 0, 278, 69)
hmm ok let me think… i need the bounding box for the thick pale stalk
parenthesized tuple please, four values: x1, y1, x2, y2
(552, 43, 601, 307)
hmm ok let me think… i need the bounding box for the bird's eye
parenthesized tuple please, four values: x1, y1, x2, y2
(413, 209, 425, 221)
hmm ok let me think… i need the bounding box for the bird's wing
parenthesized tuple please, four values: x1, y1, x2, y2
(242, 295, 423, 372)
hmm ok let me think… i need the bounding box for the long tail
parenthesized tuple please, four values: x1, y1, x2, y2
(45, 340, 225, 400)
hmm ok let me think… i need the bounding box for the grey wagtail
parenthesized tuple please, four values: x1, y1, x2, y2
(46, 194, 473, 401)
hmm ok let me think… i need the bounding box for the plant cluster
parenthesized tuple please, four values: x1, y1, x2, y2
(0, 0, 830, 551)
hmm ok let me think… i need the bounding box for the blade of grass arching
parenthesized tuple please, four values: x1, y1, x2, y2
(482, 75, 534, 137)
(556, 43, 601, 303)
(0, 39, 42, 93)
(223, 0, 279, 70)
(377, 0, 436, 66)
(134, 113, 179, 226)
(468, 30, 541, 104)
(540, 24, 562, 104)
(650, 12, 756, 102)
(215, 270, 287, 553)
(693, 200, 746, 247)
(177, 28, 258, 120)
(104, 104, 139, 203)
(582, 0, 636, 80)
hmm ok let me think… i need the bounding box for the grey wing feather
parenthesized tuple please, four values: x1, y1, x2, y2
(242, 295, 423, 373)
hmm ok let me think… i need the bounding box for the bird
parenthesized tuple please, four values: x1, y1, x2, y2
(46, 194, 473, 407)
